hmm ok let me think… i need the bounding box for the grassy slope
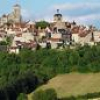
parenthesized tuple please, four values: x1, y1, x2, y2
(28, 73, 100, 99)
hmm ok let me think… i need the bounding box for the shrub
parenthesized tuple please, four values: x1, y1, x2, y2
(17, 93, 27, 100)
(33, 89, 57, 100)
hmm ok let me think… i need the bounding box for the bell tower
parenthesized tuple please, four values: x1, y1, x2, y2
(54, 9, 63, 22)
(13, 3, 21, 22)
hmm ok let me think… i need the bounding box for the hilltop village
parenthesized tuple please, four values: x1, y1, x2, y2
(0, 4, 100, 54)
(1, 3, 100, 100)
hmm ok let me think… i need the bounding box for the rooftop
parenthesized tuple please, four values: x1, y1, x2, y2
(13, 4, 21, 7)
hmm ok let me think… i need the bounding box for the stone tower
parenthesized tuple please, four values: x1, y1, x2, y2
(13, 4, 21, 22)
(54, 9, 63, 22)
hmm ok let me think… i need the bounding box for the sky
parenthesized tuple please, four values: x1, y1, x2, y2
(0, 0, 100, 28)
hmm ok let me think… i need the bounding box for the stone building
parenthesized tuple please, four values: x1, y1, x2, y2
(50, 9, 72, 45)
(0, 4, 21, 26)
(51, 9, 66, 31)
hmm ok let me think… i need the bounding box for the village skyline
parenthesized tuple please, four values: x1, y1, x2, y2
(0, 0, 100, 28)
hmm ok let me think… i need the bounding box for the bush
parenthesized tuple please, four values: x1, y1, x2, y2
(17, 93, 27, 100)
(0, 41, 7, 45)
(36, 21, 49, 29)
(33, 89, 57, 100)
(59, 92, 100, 100)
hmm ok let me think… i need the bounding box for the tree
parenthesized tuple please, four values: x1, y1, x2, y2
(69, 51, 79, 65)
(6, 36, 13, 46)
(0, 41, 7, 45)
(36, 21, 49, 29)
(33, 89, 57, 100)
(17, 93, 27, 100)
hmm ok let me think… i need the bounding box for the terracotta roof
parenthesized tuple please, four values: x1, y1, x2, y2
(21, 23, 27, 28)
(78, 33, 87, 37)
(0, 34, 2, 37)
(16, 41, 21, 43)
(16, 34, 22, 37)
(10, 46, 18, 49)
(30, 43, 37, 48)
(14, 23, 27, 28)
(29, 40, 35, 43)
(72, 27, 79, 34)
(78, 30, 88, 37)
(51, 38, 60, 41)
(65, 22, 71, 28)
(22, 42, 37, 48)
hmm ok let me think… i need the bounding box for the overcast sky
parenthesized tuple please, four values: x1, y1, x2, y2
(0, 0, 100, 28)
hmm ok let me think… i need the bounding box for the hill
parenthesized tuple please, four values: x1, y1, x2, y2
(28, 73, 100, 99)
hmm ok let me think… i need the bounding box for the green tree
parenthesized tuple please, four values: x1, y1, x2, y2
(17, 93, 27, 100)
(33, 89, 57, 100)
(36, 21, 49, 29)
(6, 36, 13, 46)
(0, 41, 7, 45)
(69, 51, 79, 65)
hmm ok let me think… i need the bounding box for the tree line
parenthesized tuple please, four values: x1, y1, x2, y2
(0, 44, 100, 99)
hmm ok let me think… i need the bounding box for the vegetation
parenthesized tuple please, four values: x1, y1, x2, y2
(33, 89, 57, 100)
(17, 93, 27, 100)
(6, 36, 13, 46)
(0, 41, 7, 45)
(0, 44, 100, 99)
(33, 91, 100, 100)
(59, 92, 100, 100)
(36, 21, 49, 29)
(32, 73, 100, 99)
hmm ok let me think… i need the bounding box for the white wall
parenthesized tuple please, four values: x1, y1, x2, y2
(72, 34, 79, 43)
(51, 33, 62, 39)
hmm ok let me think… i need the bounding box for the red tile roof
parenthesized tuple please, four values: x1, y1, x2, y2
(51, 38, 60, 41)
(72, 27, 79, 34)
(10, 46, 18, 49)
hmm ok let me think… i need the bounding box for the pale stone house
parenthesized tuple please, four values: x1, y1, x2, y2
(9, 46, 19, 54)
(93, 31, 100, 43)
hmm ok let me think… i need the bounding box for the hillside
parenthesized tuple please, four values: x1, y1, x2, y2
(28, 73, 100, 99)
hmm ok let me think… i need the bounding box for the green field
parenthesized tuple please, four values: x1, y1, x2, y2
(28, 73, 100, 99)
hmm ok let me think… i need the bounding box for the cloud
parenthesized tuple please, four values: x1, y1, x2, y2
(62, 13, 100, 28)
(76, 14, 100, 22)
(40, 2, 100, 28)
(50, 2, 100, 17)
(21, 9, 35, 21)
(75, 14, 100, 27)
(36, 12, 100, 28)
(52, 3, 100, 10)
(21, 1, 100, 28)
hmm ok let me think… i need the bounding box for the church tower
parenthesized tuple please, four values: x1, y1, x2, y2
(13, 4, 21, 22)
(54, 9, 63, 22)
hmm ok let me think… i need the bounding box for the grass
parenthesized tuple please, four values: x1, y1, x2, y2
(28, 73, 100, 100)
